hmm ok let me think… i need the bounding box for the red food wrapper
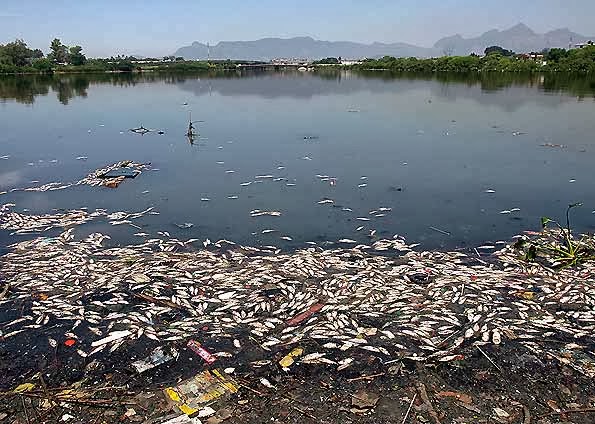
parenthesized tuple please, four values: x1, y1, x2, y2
(187, 340, 217, 364)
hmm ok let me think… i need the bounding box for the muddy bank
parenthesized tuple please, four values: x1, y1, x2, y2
(1, 341, 595, 423)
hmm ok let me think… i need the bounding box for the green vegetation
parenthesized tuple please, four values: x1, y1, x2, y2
(0, 38, 235, 75)
(515, 203, 595, 268)
(359, 44, 595, 73)
(484, 46, 515, 57)
(313, 57, 341, 65)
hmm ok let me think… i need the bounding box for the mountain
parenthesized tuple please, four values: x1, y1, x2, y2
(434, 23, 592, 56)
(174, 36, 435, 61)
(174, 24, 594, 60)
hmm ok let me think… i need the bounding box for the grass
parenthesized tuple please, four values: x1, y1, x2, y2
(515, 203, 595, 268)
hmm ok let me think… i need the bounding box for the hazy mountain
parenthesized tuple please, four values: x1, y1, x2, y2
(434, 23, 593, 56)
(174, 24, 594, 60)
(175, 36, 436, 60)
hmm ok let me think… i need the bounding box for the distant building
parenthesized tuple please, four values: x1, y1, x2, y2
(575, 41, 594, 49)
(340, 59, 363, 66)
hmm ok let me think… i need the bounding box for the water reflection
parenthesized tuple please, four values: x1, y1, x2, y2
(1, 71, 594, 106)
(1, 69, 595, 251)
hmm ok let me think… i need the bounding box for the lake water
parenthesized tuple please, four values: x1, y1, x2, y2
(1, 71, 594, 251)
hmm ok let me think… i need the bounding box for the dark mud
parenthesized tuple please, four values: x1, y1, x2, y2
(2, 332, 595, 423)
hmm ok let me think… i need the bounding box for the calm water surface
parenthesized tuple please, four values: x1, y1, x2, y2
(1, 71, 594, 251)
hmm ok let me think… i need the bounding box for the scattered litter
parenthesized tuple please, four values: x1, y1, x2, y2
(132, 346, 179, 373)
(187, 340, 217, 364)
(259, 377, 274, 388)
(287, 302, 325, 326)
(164, 369, 238, 415)
(279, 347, 304, 368)
(100, 168, 140, 179)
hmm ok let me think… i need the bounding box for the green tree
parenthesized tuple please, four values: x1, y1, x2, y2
(314, 57, 340, 64)
(31, 49, 44, 59)
(68, 46, 86, 66)
(49, 38, 68, 63)
(546, 48, 567, 63)
(32, 58, 53, 72)
(484, 46, 515, 57)
(3, 39, 33, 66)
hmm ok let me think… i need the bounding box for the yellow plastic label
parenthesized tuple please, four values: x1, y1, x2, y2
(279, 347, 304, 368)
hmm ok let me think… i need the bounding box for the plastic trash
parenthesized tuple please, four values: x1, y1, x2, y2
(279, 347, 304, 368)
(164, 369, 238, 415)
(100, 168, 140, 179)
(132, 346, 179, 373)
(160, 415, 203, 424)
(187, 340, 217, 364)
(286, 302, 325, 326)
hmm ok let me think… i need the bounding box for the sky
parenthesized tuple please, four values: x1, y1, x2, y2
(1, 0, 594, 57)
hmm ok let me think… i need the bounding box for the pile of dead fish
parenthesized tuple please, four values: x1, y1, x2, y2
(0, 204, 157, 235)
(1, 219, 594, 378)
(77, 160, 149, 188)
(8, 160, 149, 193)
(0, 203, 105, 234)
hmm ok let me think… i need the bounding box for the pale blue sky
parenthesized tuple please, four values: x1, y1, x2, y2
(1, 0, 593, 57)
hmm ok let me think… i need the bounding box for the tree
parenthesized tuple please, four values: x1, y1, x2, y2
(68, 46, 86, 66)
(32, 58, 53, 72)
(3, 39, 33, 66)
(314, 57, 339, 65)
(32, 49, 44, 59)
(49, 38, 68, 63)
(546, 48, 567, 63)
(484, 46, 515, 57)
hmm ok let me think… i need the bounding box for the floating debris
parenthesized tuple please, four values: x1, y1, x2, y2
(130, 126, 152, 135)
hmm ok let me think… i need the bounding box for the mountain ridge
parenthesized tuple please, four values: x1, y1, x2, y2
(174, 24, 594, 60)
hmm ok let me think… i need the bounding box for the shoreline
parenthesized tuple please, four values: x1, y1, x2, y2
(1, 211, 594, 422)
(1, 67, 594, 76)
